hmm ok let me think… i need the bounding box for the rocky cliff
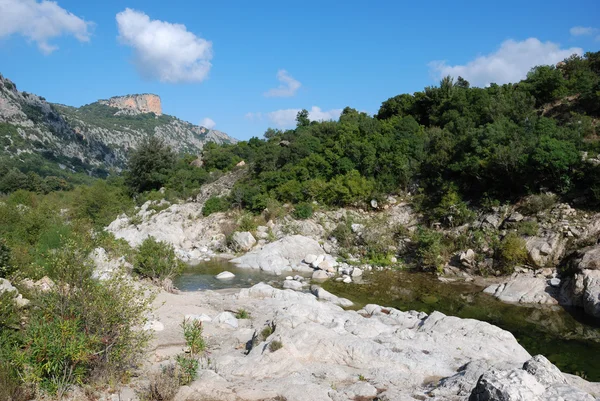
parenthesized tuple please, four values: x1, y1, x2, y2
(0, 73, 237, 174)
(99, 94, 162, 115)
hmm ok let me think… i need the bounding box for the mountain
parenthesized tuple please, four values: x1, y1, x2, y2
(0, 73, 237, 176)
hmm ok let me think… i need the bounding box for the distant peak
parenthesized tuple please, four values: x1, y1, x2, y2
(99, 94, 162, 115)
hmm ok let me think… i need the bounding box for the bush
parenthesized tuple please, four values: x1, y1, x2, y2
(238, 213, 258, 232)
(13, 241, 152, 396)
(0, 238, 13, 278)
(134, 237, 183, 280)
(413, 227, 446, 272)
(144, 364, 180, 401)
(496, 232, 528, 274)
(235, 309, 250, 319)
(330, 219, 355, 249)
(292, 202, 313, 220)
(516, 220, 539, 236)
(519, 193, 557, 215)
(202, 196, 230, 216)
(269, 340, 283, 352)
(181, 319, 205, 356)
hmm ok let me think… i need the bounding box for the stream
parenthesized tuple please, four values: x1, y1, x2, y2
(174, 261, 600, 381)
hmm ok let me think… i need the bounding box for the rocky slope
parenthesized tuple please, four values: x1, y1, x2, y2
(0, 73, 237, 173)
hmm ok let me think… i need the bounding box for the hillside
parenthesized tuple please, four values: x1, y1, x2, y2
(0, 74, 236, 177)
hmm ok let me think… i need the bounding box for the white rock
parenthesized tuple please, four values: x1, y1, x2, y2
(304, 254, 317, 264)
(310, 285, 353, 307)
(231, 231, 257, 251)
(213, 312, 238, 328)
(343, 277, 352, 284)
(231, 235, 325, 274)
(185, 313, 212, 323)
(312, 270, 329, 280)
(549, 278, 561, 287)
(283, 280, 303, 291)
(285, 276, 294, 280)
(215, 271, 235, 280)
(351, 267, 363, 277)
(311, 254, 325, 268)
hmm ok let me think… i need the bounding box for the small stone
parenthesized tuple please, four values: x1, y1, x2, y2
(343, 277, 352, 284)
(285, 276, 294, 280)
(351, 267, 363, 277)
(215, 271, 235, 280)
(318, 260, 333, 271)
(311, 255, 325, 268)
(549, 278, 561, 287)
(214, 312, 238, 328)
(370, 199, 378, 209)
(390, 256, 397, 263)
(293, 275, 303, 281)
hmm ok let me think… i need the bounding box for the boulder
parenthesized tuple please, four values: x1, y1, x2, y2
(185, 313, 212, 323)
(213, 312, 238, 328)
(575, 244, 600, 271)
(304, 254, 317, 264)
(231, 231, 256, 252)
(215, 271, 235, 280)
(460, 249, 476, 268)
(469, 355, 594, 401)
(483, 275, 559, 305)
(283, 279, 303, 291)
(231, 235, 325, 274)
(311, 254, 325, 268)
(525, 233, 566, 268)
(312, 270, 329, 280)
(351, 267, 363, 277)
(310, 285, 353, 307)
(0, 278, 16, 294)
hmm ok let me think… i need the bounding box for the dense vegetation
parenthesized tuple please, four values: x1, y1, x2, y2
(195, 52, 600, 217)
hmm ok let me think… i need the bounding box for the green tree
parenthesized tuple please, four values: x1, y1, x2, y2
(125, 137, 176, 194)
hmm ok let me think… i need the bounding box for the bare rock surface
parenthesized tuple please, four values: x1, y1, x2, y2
(230, 235, 324, 274)
(131, 283, 600, 401)
(484, 273, 559, 305)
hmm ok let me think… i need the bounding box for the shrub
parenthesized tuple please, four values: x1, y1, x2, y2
(134, 237, 183, 280)
(235, 309, 250, 319)
(202, 196, 230, 216)
(292, 202, 314, 220)
(330, 219, 355, 249)
(269, 340, 283, 352)
(175, 354, 199, 385)
(260, 325, 274, 340)
(181, 318, 205, 356)
(0, 238, 13, 278)
(413, 227, 446, 272)
(516, 220, 539, 236)
(144, 364, 180, 401)
(519, 193, 557, 215)
(238, 213, 258, 232)
(496, 232, 528, 274)
(14, 241, 152, 396)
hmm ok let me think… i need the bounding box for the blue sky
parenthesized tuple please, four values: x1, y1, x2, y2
(0, 0, 598, 140)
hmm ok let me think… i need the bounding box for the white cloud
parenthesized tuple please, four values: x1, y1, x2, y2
(264, 70, 301, 97)
(0, 0, 92, 54)
(200, 117, 216, 129)
(429, 38, 583, 87)
(116, 8, 213, 83)
(570, 26, 597, 36)
(264, 106, 343, 128)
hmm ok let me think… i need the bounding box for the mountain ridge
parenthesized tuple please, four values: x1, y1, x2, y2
(0, 73, 237, 175)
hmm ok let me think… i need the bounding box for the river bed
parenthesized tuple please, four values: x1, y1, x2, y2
(174, 262, 600, 381)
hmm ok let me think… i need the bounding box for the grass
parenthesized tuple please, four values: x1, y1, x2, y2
(269, 340, 283, 352)
(235, 309, 250, 319)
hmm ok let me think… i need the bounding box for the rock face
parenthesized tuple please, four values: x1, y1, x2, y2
(484, 274, 559, 305)
(144, 283, 600, 401)
(230, 232, 256, 252)
(525, 233, 566, 268)
(99, 94, 162, 115)
(230, 235, 324, 274)
(560, 244, 600, 318)
(469, 355, 595, 401)
(0, 73, 237, 172)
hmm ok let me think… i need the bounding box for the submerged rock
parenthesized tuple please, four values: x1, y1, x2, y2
(215, 271, 235, 280)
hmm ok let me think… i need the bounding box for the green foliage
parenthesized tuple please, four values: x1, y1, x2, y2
(11, 241, 152, 396)
(413, 227, 446, 272)
(175, 355, 199, 386)
(0, 238, 13, 278)
(202, 196, 231, 216)
(181, 319, 206, 356)
(144, 364, 180, 401)
(292, 202, 313, 219)
(519, 193, 557, 215)
(496, 232, 528, 274)
(235, 309, 250, 319)
(330, 219, 355, 249)
(125, 136, 177, 194)
(134, 237, 182, 280)
(260, 325, 274, 341)
(432, 186, 475, 227)
(516, 220, 539, 236)
(237, 213, 258, 232)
